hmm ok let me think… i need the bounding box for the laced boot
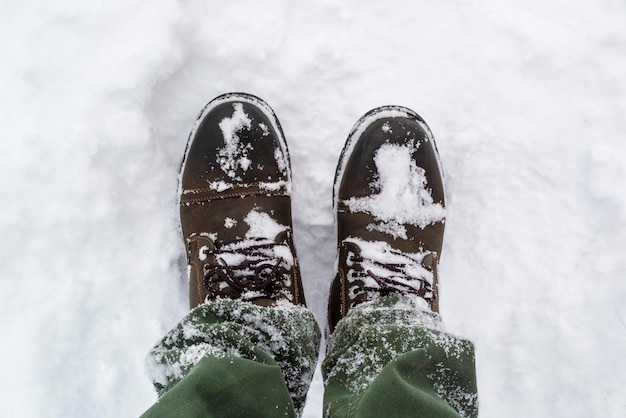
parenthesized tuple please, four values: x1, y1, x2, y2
(179, 93, 306, 308)
(328, 106, 446, 333)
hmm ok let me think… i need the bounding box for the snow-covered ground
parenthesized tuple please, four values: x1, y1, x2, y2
(2, 0, 626, 416)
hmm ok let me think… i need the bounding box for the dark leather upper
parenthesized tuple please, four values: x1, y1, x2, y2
(328, 107, 446, 333)
(179, 93, 305, 308)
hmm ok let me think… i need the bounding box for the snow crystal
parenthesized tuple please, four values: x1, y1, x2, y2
(217, 103, 254, 180)
(343, 141, 446, 233)
(198, 245, 210, 261)
(217, 251, 247, 267)
(259, 180, 290, 192)
(366, 219, 408, 240)
(259, 122, 270, 136)
(274, 147, 288, 176)
(273, 243, 295, 266)
(208, 180, 233, 191)
(219, 103, 252, 144)
(224, 217, 237, 229)
(334, 109, 414, 205)
(240, 157, 251, 171)
(199, 232, 218, 241)
(244, 209, 288, 240)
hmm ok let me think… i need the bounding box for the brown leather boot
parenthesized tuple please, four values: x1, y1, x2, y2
(327, 106, 446, 333)
(179, 93, 306, 308)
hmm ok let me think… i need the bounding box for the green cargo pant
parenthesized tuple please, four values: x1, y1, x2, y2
(141, 296, 477, 417)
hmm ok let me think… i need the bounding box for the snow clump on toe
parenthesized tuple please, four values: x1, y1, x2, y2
(344, 141, 446, 239)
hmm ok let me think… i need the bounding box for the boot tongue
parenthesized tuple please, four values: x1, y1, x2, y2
(346, 237, 433, 271)
(212, 209, 295, 271)
(192, 209, 295, 304)
(194, 208, 289, 265)
(204, 236, 292, 304)
(341, 237, 438, 312)
(215, 235, 294, 270)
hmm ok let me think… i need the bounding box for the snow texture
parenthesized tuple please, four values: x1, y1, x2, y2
(244, 209, 288, 240)
(223, 217, 237, 229)
(217, 103, 253, 180)
(199, 209, 297, 302)
(324, 295, 476, 416)
(343, 141, 446, 239)
(147, 298, 320, 416)
(342, 237, 435, 306)
(2, 1, 626, 417)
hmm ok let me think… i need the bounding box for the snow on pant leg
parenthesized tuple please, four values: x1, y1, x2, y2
(141, 299, 321, 418)
(322, 295, 478, 418)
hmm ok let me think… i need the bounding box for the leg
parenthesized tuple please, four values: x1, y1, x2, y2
(141, 93, 321, 417)
(323, 295, 477, 418)
(325, 107, 478, 417)
(142, 299, 320, 418)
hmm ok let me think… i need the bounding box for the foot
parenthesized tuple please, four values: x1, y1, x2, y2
(179, 93, 306, 308)
(328, 106, 446, 332)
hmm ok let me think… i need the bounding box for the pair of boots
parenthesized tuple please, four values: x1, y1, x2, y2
(143, 93, 476, 418)
(180, 93, 445, 331)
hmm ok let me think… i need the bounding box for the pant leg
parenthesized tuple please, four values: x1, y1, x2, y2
(322, 295, 478, 418)
(141, 299, 321, 417)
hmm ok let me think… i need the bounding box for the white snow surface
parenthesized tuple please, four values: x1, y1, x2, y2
(2, 1, 626, 417)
